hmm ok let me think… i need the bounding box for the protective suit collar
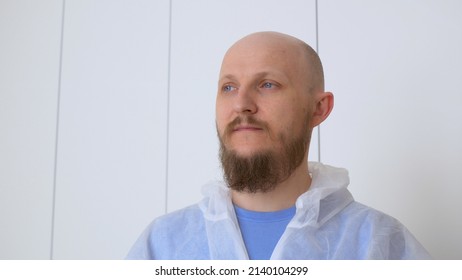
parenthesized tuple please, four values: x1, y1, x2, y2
(199, 161, 354, 259)
(292, 162, 353, 228)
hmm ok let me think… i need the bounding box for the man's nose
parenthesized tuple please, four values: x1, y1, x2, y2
(234, 87, 257, 114)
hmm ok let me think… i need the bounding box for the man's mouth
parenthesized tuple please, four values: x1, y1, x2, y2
(233, 125, 263, 132)
(222, 116, 268, 139)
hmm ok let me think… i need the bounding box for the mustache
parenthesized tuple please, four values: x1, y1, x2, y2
(223, 116, 269, 138)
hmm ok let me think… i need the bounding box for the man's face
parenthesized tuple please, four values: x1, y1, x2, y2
(216, 36, 314, 192)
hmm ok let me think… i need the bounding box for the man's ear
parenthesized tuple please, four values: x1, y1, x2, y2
(310, 92, 334, 128)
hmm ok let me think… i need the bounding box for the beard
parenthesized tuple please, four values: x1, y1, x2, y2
(218, 115, 311, 193)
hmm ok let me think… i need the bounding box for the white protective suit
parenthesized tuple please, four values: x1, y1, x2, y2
(127, 162, 431, 259)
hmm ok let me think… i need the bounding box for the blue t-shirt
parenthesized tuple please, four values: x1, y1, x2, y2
(234, 205, 296, 260)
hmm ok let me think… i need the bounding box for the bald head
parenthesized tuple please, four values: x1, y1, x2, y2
(220, 31, 324, 94)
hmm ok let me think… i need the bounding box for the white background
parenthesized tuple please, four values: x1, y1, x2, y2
(1, 0, 461, 259)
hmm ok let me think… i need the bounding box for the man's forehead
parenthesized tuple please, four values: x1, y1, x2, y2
(219, 44, 302, 80)
(221, 51, 291, 69)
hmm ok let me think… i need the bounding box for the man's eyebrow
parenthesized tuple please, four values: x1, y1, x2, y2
(219, 71, 289, 83)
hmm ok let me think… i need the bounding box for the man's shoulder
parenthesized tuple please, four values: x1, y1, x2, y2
(322, 201, 431, 259)
(126, 203, 209, 259)
(143, 203, 207, 250)
(340, 201, 404, 227)
(323, 200, 413, 240)
(153, 203, 204, 229)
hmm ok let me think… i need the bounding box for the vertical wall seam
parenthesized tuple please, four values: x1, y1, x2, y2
(164, 0, 173, 214)
(315, 0, 322, 163)
(50, 0, 66, 260)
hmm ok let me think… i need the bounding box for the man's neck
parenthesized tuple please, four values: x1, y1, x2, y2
(231, 160, 311, 212)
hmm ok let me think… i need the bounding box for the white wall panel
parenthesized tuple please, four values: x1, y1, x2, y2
(319, 0, 462, 259)
(0, 0, 63, 259)
(53, 0, 170, 259)
(167, 0, 319, 212)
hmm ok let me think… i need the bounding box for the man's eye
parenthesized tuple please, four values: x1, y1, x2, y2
(223, 85, 236, 92)
(262, 82, 275, 89)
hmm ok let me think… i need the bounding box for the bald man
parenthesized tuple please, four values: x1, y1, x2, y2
(127, 32, 430, 260)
